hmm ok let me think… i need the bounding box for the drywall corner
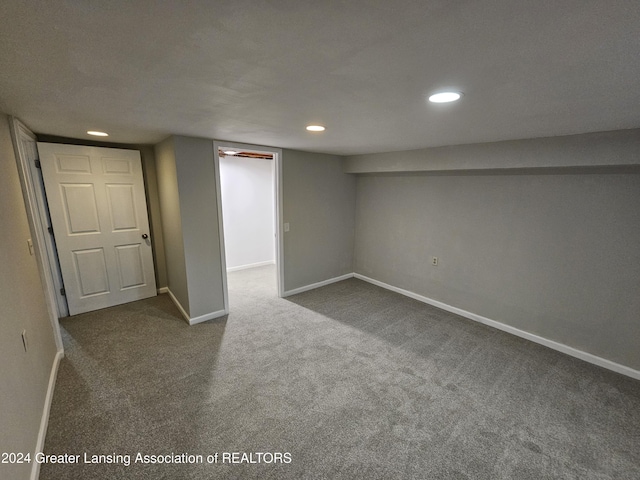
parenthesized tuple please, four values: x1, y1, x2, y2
(173, 136, 226, 318)
(154, 136, 190, 316)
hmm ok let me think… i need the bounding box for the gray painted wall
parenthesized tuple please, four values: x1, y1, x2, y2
(0, 113, 58, 480)
(173, 136, 225, 318)
(282, 149, 356, 291)
(155, 137, 190, 314)
(154, 136, 225, 319)
(138, 145, 167, 290)
(344, 129, 640, 174)
(353, 155, 640, 368)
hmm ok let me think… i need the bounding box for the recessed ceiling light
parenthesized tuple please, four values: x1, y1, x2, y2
(306, 125, 326, 132)
(428, 92, 463, 103)
(87, 130, 109, 136)
(223, 150, 237, 155)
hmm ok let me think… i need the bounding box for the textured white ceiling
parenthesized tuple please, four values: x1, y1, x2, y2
(1, 0, 639, 155)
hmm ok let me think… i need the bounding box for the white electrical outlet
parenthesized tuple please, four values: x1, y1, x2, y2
(284, 223, 290, 232)
(431, 257, 438, 266)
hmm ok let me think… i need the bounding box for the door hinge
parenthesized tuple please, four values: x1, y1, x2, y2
(48, 226, 54, 235)
(35, 159, 41, 169)
(60, 288, 66, 296)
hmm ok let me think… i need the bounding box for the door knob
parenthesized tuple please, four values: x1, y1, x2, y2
(142, 234, 148, 239)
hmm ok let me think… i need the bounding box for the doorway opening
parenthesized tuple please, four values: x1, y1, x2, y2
(214, 142, 283, 307)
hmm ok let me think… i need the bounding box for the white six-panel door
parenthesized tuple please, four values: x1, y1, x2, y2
(37, 143, 157, 315)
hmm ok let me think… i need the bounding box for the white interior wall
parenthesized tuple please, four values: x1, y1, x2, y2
(220, 154, 275, 270)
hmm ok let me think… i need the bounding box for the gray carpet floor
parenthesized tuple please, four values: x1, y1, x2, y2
(41, 265, 640, 479)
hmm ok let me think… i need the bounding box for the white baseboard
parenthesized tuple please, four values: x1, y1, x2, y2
(157, 286, 168, 294)
(31, 349, 63, 480)
(167, 288, 190, 323)
(354, 273, 640, 381)
(167, 288, 228, 326)
(188, 309, 228, 326)
(282, 273, 354, 297)
(227, 260, 275, 272)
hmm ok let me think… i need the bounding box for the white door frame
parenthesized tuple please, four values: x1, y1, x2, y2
(213, 141, 284, 305)
(8, 117, 64, 352)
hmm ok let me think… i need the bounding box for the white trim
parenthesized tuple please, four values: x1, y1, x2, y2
(167, 288, 190, 323)
(9, 117, 65, 351)
(213, 140, 285, 304)
(275, 150, 285, 298)
(354, 273, 640, 380)
(31, 350, 63, 480)
(227, 260, 275, 272)
(188, 309, 227, 326)
(212, 142, 230, 315)
(282, 273, 354, 297)
(167, 288, 228, 325)
(157, 287, 169, 294)
(27, 143, 69, 319)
